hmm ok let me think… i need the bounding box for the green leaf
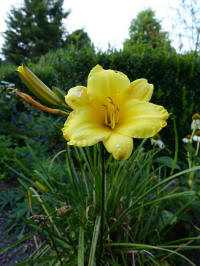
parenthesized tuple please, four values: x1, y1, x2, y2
(88, 216, 101, 266)
(159, 210, 177, 228)
(104, 243, 196, 266)
(155, 156, 180, 169)
(78, 227, 84, 266)
(52, 86, 66, 102)
(0, 231, 36, 254)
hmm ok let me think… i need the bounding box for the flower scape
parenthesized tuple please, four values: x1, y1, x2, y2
(62, 65, 169, 160)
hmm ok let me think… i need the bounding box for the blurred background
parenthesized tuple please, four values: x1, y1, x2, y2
(0, 0, 199, 57)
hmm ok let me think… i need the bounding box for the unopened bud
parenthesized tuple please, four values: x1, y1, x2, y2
(9, 88, 68, 115)
(18, 65, 62, 106)
(56, 205, 71, 216)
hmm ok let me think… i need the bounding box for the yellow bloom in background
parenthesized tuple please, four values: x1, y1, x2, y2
(62, 65, 168, 160)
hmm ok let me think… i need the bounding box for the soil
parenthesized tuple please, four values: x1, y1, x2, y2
(0, 180, 37, 266)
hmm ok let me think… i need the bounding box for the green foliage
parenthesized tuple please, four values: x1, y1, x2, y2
(37, 44, 96, 91)
(2, 0, 70, 64)
(181, 123, 200, 190)
(0, 80, 29, 179)
(2, 9, 200, 264)
(124, 8, 171, 50)
(1, 45, 200, 153)
(0, 189, 30, 234)
(1, 44, 200, 263)
(0, 79, 65, 181)
(0, 65, 18, 84)
(0, 135, 30, 180)
(2, 142, 200, 265)
(64, 29, 93, 50)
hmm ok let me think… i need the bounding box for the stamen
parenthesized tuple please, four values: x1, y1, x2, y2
(102, 104, 109, 125)
(102, 97, 119, 129)
(115, 107, 119, 124)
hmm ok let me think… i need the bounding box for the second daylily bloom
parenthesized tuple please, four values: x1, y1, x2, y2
(62, 65, 168, 160)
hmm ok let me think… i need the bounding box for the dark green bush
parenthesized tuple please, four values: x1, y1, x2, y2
(37, 44, 97, 91)
(35, 46, 200, 150)
(0, 64, 18, 85)
(0, 80, 65, 181)
(1, 44, 200, 152)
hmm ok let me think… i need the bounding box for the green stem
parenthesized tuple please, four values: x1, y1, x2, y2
(170, 117, 178, 175)
(195, 141, 200, 156)
(100, 144, 105, 254)
(29, 187, 62, 237)
(188, 127, 196, 189)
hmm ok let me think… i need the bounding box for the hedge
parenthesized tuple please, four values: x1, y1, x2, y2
(1, 44, 200, 152)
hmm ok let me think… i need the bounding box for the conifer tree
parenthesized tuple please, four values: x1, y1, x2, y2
(124, 8, 170, 49)
(65, 29, 92, 49)
(3, 0, 70, 64)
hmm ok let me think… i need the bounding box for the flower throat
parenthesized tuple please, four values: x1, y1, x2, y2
(103, 97, 119, 129)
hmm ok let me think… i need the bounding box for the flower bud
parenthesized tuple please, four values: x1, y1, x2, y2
(18, 65, 62, 106)
(10, 88, 68, 115)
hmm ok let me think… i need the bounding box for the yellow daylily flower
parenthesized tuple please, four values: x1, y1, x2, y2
(62, 65, 168, 160)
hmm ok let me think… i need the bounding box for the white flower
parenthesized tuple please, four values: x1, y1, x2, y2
(157, 140, 165, 148)
(182, 138, 192, 143)
(193, 135, 200, 142)
(191, 119, 200, 130)
(150, 138, 165, 148)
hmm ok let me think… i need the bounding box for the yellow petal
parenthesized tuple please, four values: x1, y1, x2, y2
(116, 100, 168, 138)
(127, 79, 153, 102)
(87, 65, 130, 105)
(62, 107, 111, 146)
(65, 86, 90, 110)
(103, 132, 133, 160)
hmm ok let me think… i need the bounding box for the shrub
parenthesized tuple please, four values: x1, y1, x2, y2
(1, 44, 200, 151)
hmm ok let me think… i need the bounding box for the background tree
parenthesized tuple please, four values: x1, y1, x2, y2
(2, 0, 70, 64)
(173, 0, 200, 52)
(124, 8, 170, 49)
(64, 29, 92, 49)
